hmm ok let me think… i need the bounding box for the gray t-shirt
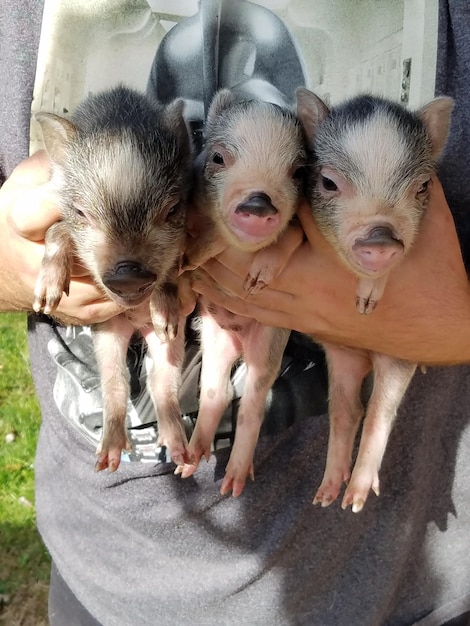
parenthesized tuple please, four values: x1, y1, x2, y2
(2, 1, 470, 624)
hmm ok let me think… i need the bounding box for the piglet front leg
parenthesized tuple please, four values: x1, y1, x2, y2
(243, 222, 304, 294)
(149, 267, 182, 342)
(94, 315, 135, 472)
(355, 275, 388, 314)
(33, 221, 74, 315)
(182, 220, 227, 272)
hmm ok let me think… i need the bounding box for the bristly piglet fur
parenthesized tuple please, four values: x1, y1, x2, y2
(176, 87, 318, 496)
(34, 85, 194, 472)
(298, 89, 453, 512)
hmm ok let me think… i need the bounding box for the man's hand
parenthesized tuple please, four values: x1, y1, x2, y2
(0, 151, 122, 325)
(193, 179, 470, 365)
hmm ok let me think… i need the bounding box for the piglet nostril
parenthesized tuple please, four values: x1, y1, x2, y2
(354, 226, 404, 249)
(352, 226, 405, 275)
(104, 262, 156, 297)
(113, 261, 147, 276)
(235, 192, 278, 217)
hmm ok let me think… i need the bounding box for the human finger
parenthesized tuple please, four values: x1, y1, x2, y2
(51, 278, 123, 325)
(192, 268, 302, 329)
(5, 151, 61, 240)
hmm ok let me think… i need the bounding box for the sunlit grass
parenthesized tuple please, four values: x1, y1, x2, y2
(0, 312, 50, 625)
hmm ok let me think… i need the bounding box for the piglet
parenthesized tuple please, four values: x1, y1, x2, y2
(176, 88, 316, 496)
(298, 89, 453, 512)
(34, 85, 194, 472)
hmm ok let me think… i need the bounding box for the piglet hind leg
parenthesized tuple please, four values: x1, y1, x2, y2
(313, 344, 372, 508)
(143, 318, 192, 467)
(175, 311, 242, 479)
(342, 355, 417, 513)
(93, 317, 135, 472)
(221, 326, 290, 497)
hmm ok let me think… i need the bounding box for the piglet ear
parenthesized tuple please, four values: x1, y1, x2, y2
(206, 89, 235, 128)
(35, 112, 77, 165)
(295, 87, 330, 147)
(163, 98, 193, 156)
(417, 96, 454, 160)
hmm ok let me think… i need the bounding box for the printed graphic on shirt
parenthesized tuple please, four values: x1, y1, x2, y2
(47, 324, 185, 462)
(30, 0, 439, 151)
(31, 0, 439, 460)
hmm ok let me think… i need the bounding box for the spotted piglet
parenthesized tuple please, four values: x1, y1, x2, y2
(177, 88, 316, 496)
(298, 89, 453, 512)
(34, 85, 194, 472)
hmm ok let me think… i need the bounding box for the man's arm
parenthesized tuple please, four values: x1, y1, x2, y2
(0, 151, 121, 325)
(193, 179, 470, 366)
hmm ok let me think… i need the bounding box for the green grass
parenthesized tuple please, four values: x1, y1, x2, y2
(0, 312, 50, 625)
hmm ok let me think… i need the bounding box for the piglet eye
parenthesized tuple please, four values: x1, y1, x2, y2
(212, 152, 224, 165)
(293, 166, 305, 180)
(417, 179, 430, 194)
(73, 205, 87, 220)
(321, 176, 338, 192)
(167, 201, 182, 218)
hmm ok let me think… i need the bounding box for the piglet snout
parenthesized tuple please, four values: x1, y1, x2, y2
(235, 192, 278, 218)
(232, 192, 281, 241)
(352, 226, 404, 275)
(104, 261, 156, 300)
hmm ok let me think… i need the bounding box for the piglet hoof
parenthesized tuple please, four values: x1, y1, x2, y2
(220, 463, 254, 497)
(356, 296, 367, 314)
(95, 433, 131, 472)
(166, 445, 193, 468)
(356, 296, 377, 315)
(341, 474, 380, 513)
(95, 452, 121, 473)
(243, 272, 268, 295)
(95, 448, 124, 473)
(364, 299, 377, 314)
(313, 464, 351, 507)
(180, 254, 197, 273)
(33, 284, 65, 315)
(156, 322, 178, 343)
(33, 263, 70, 314)
(158, 431, 193, 467)
(313, 479, 344, 508)
(174, 462, 197, 478)
(174, 440, 210, 478)
(341, 493, 367, 514)
(150, 296, 180, 342)
(313, 488, 338, 508)
(152, 313, 178, 342)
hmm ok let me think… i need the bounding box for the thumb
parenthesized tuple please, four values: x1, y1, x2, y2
(6, 151, 61, 240)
